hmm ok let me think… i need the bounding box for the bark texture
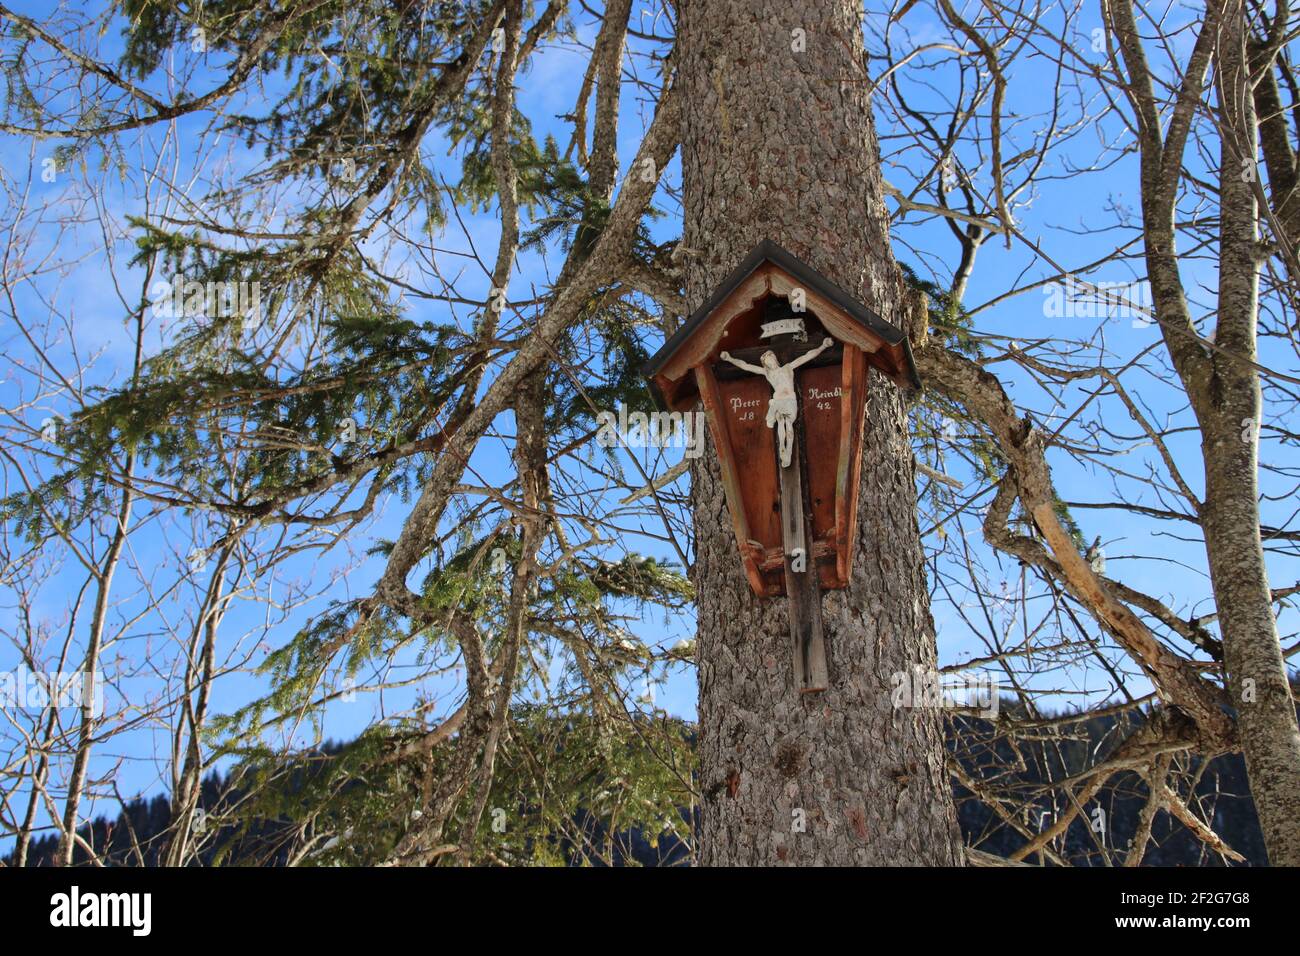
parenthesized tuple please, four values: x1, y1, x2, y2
(680, 0, 964, 865)
(1203, 0, 1300, 865)
(1105, 0, 1300, 865)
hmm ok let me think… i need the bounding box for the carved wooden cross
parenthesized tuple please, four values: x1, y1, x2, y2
(716, 330, 835, 692)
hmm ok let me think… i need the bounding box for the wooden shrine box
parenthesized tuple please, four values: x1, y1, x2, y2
(644, 240, 920, 600)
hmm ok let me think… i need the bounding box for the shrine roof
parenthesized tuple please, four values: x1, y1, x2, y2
(642, 239, 921, 392)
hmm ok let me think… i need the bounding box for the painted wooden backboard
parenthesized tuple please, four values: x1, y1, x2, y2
(643, 240, 916, 599)
(695, 334, 868, 596)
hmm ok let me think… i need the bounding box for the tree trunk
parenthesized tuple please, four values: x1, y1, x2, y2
(680, 0, 963, 865)
(1203, 0, 1300, 866)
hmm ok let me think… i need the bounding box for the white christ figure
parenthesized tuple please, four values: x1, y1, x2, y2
(719, 337, 834, 468)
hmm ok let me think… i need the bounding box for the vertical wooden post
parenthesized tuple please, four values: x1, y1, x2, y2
(780, 420, 828, 692)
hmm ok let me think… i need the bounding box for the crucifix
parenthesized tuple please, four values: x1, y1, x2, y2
(719, 337, 834, 469)
(643, 240, 921, 698)
(718, 315, 833, 692)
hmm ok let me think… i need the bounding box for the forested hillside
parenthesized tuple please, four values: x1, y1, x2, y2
(12, 701, 1271, 866)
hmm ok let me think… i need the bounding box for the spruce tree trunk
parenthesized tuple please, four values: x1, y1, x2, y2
(680, 0, 964, 866)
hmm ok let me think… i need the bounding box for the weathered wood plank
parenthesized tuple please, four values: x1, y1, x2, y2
(781, 424, 828, 692)
(798, 361, 845, 588)
(694, 365, 769, 595)
(836, 344, 867, 585)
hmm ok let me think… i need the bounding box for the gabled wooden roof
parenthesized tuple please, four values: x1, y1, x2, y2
(643, 240, 921, 410)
